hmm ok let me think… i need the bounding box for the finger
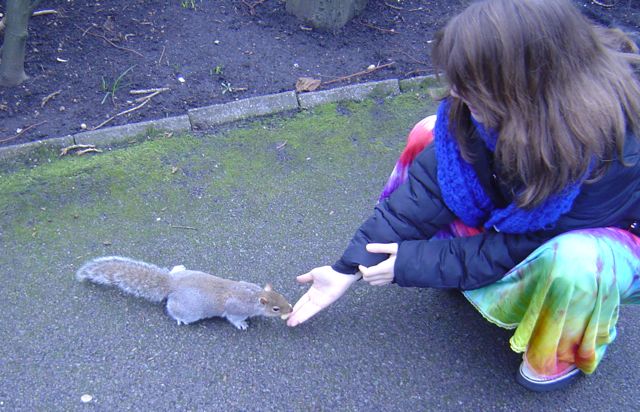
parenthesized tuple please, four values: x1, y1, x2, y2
(360, 260, 390, 277)
(363, 274, 393, 285)
(363, 272, 388, 282)
(287, 299, 322, 327)
(296, 273, 314, 284)
(359, 265, 382, 282)
(370, 279, 392, 286)
(366, 243, 398, 254)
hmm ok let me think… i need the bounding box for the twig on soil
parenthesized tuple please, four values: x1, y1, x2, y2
(130, 87, 170, 102)
(41, 90, 61, 108)
(91, 99, 150, 131)
(82, 26, 144, 57)
(59, 144, 102, 157)
(592, 1, 616, 7)
(241, 0, 267, 15)
(129, 87, 170, 95)
(170, 225, 198, 231)
(357, 20, 398, 34)
(0, 121, 46, 144)
(383, 2, 423, 12)
(158, 45, 166, 65)
(132, 18, 153, 26)
(322, 62, 395, 86)
(32, 9, 58, 17)
(80, 25, 93, 36)
(384, 2, 403, 10)
(393, 49, 429, 67)
(129, 87, 171, 100)
(92, 85, 168, 130)
(76, 148, 102, 155)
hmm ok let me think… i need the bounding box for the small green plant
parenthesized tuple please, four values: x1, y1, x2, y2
(101, 65, 136, 105)
(180, 0, 199, 10)
(211, 65, 224, 76)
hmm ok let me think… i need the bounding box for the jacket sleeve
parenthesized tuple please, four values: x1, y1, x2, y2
(332, 144, 456, 274)
(332, 141, 553, 289)
(394, 230, 550, 290)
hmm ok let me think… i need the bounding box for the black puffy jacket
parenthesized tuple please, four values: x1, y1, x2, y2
(332, 127, 640, 290)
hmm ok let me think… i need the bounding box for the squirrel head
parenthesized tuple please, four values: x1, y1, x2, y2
(258, 284, 293, 319)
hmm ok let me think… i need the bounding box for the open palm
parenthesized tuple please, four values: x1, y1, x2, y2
(286, 266, 359, 327)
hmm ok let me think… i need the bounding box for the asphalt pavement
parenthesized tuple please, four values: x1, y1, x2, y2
(1, 89, 639, 411)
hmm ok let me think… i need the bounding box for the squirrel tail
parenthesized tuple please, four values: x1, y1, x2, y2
(76, 256, 173, 302)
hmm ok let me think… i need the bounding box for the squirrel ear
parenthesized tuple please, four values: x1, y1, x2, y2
(259, 296, 268, 305)
(263, 283, 272, 292)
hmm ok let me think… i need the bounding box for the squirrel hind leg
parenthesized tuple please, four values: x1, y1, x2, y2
(165, 298, 201, 325)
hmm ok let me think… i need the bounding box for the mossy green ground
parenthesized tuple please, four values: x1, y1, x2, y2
(1, 93, 436, 271)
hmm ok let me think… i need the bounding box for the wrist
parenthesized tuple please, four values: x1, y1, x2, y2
(331, 261, 359, 275)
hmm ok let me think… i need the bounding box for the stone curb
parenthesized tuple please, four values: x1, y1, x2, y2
(399, 74, 438, 92)
(73, 115, 192, 147)
(188, 91, 299, 129)
(0, 135, 74, 162)
(0, 75, 439, 164)
(297, 79, 400, 109)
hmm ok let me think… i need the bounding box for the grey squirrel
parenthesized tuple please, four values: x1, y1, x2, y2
(76, 256, 292, 330)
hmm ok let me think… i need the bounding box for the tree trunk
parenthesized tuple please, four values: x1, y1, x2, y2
(286, 0, 369, 32)
(0, 0, 32, 86)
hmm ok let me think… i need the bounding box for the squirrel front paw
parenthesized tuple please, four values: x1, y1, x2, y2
(226, 316, 249, 330)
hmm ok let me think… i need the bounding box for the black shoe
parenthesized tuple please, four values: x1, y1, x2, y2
(516, 361, 582, 392)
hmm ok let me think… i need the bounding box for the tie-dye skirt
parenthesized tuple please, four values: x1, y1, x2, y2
(381, 116, 640, 378)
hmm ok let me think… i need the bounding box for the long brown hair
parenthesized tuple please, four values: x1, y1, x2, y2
(431, 0, 640, 208)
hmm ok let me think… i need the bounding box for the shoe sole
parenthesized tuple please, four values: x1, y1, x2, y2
(516, 363, 582, 392)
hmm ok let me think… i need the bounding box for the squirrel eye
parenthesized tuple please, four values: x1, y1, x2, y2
(272, 306, 280, 312)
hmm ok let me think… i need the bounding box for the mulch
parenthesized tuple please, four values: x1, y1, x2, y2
(0, 0, 638, 147)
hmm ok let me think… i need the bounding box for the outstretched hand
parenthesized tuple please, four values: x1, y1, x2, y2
(286, 266, 359, 327)
(358, 243, 398, 286)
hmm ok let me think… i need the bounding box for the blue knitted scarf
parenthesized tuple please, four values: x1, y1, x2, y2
(434, 100, 585, 234)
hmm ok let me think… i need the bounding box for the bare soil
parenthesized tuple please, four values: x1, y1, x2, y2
(0, 0, 638, 147)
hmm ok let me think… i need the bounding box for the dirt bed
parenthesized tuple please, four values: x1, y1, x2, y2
(0, 0, 638, 147)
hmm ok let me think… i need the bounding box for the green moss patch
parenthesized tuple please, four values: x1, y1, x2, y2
(1, 92, 438, 250)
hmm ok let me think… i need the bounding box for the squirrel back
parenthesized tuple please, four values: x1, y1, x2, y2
(76, 256, 292, 329)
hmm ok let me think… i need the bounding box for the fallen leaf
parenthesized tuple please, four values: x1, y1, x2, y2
(295, 77, 321, 93)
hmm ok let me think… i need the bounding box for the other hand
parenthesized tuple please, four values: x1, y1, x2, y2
(286, 266, 359, 327)
(358, 243, 398, 286)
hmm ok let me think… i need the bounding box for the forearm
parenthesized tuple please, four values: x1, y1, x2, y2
(394, 231, 550, 290)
